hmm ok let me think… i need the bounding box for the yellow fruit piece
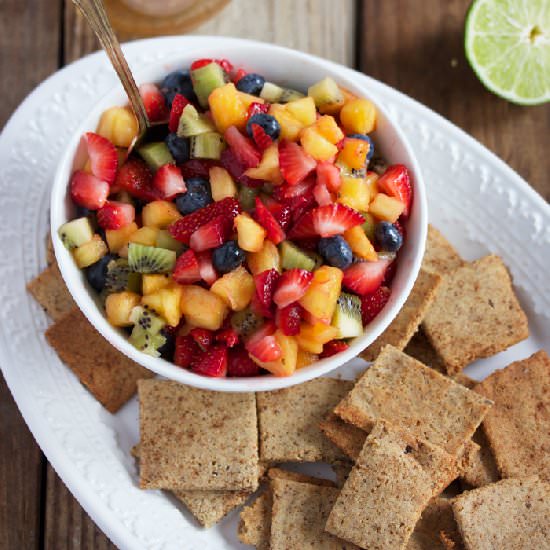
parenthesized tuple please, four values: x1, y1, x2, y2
(299, 266, 343, 324)
(234, 213, 266, 252)
(209, 166, 237, 201)
(318, 99, 345, 116)
(344, 225, 378, 261)
(96, 106, 138, 148)
(247, 240, 281, 275)
(300, 127, 338, 162)
(106, 222, 138, 253)
(296, 349, 318, 369)
(105, 291, 141, 327)
(285, 97, 317, 126)
(340, 86, 358, 103)
(129, 226, 159, 247)
(141, 200, 181, 229)
(180, 285, 228, 330)
(118, 244, 129, 259)
(142, 273, 172, 295)
(142, 285, 183, 327)
(258, 331, 298, 377)
(340, 98, 377, 135)
(236, 91, 265, 109)
(269, 104, 303, 142)
(338, 176, 370, 211)
(315, 115, 344, 144)
(337, 138, 369, 170)
(210, 266, 255, 311)
(369, 193, 405, 222)
(73, 235, 107, 268)
(365, 171, 379, 199)
(245, 143, 283, 185)
(208, 83, 248, 133)
(296, 322, 339, 354)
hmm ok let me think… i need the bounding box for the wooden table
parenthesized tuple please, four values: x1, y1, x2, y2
(1, 1, 548, 547)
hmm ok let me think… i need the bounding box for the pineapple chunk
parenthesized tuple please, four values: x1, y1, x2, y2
(259, 331, 298, 377)
(296, 322, 339, 354)
(300, 127, 338, 161)
(269, 104, 303, 142)
(141, 201, 181, 229)
(308, 77, 344, 108)
(337, 138, 369, 170)
(156, 229, 184, 253)
(285, 97, 317, 126)
(106, 223, 138, 253)
(210, 266, 255, 311)
(73, 235, 108, 268)
(315, 115, 344, 144)
(299, 266, 343, 324)
(180, 285, 228, 330)
(365, 171, 379, 199)
(209, 166, 237, 201)
(236, 92, 265, 109)
(245, 143, 283, 185)
(105, 291, 141, 327)
(369, 193, 405, 222)
(247, 240, 281, 275)
(129, 226, 159, 247)
(296, 349, 318, 369)
(340, 98, 377, 134)
(96, 106, 138, 148)
(338, 177, 370, 211)
(142, 273, 172, 295)
(209, 83, 248, 133)
(234, 213, 266, 252)
(344, 225, 378, 261)
(142, 285, 183, 327)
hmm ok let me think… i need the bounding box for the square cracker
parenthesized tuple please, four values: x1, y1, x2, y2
(452, 476, 550, 550)
(257, 377, 353, 462)
(138, 379, 258, 491)
(27, 264, 75, 321)
(361, 269, 442, 362)
(474, 350, 550, 481)
(422, 225, 465, 276)
(45, 308, 153, 413)
(325, 422, 457, 550)
(459, 428, 499, 488)
(422, 255, 529, 373)
(334, 345, 492, 455)
(319, 412, 367, 461)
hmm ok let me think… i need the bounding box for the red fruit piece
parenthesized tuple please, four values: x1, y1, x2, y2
(96, 201, 135, 230)
(342, 259, 390, 296)
(190, 58, 214, 70)
(316, 161, 341, 192)
(180, 159, 218, 178)
(274, 177, 314, 200)
(174, 335, 199, 368)
(216, 327, 240, 348)
(253, 198, 285, 245)
(233, 68, 247, 84)
(169, 197, 241, 244)
(139, 83, 169, 122)
(253, 269, 280, 317)
(153, 164, 186, 200)
(377, 164, 412, 216)
(227, 347, 261, 377)
(191, 345, 228, 377)
(250, 124, 273, 151)
(189, 215, 233, 252)
(278, 141, 316, 185)
(275, 303, 302, 336)
(288, 203, 364, 239)
(83, 132, 118, 184)
(172, 249, 201, 284)
(247, 102, 270, 119)
(70, 170, 110, 210)
(168, 93, 190, 133)
(115, 158, 157, 201)
(216, 58, 234, 74)
(245, 323, 281, 363)
(220, 149, 263, 188)
(361, 286, 391, 325)
(190, 328, 214, 351)
(313, 182, 333, 206)
(267, 202, 292, 231)
(224, 126, 261, 169)
(319, 340, 349, 359)
(273, 269, 314, 308)
(197, 251, 218, 286)
(286, 194, 316, 224)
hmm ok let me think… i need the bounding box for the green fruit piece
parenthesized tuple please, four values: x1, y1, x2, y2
(137, 142, 174, 171)
(279, 88, 305, 103)
(191, 62, 227, 107)
(260, 82, 285, 102)
(238, 186, 259, 211)
(177, 104, 215, 138)
(279, 241, 316, 271)
(361, 212, 377, 241)
(231, 307, 264, 338)
(465, 0, 550, 105)
(58, 217, 94, 250)
(105, 258, 133, 293)
(127, 243, 176, 274)
(307, 77, 344, 107)
(190, 132, 226, 160)
(156, 229, 184, 253)
(129, 305, 166, 357)
(332, 292, 363, 338)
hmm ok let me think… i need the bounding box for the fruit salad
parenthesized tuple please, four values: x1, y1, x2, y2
(57, 57, 412, 377)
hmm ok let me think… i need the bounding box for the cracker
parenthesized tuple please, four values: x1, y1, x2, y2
(459, 429, 499, 488)
(326, 422, 457, 549)
(474, 350, 550, 481)
(452, 476, 550, 550)
(45, 308, 152, 413)
(46, 234, 55, 266)
(267, 467, 336, 487)
(361, 269, 442, 361)
(422, 225, 465, 276)
(334, 346, 492, 455)
(332, 460, 353, 488)
(138, 379, 258, 491)
(422, 255, 529, 373)
(319, 412, 367, 461)
(257, 377, 353, 462)
(27, 264, 75, 321)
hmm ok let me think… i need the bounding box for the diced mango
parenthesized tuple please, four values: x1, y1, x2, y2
(300, 127, 338, 161)
(141, 200, 181, 229)
(269, 104, 303, 142)
(365, 171, 379, 199)
(315, 115, 344, 144)
(106, 222, 138, 253)
(129, 226, 159, 247)
(234, 213, 266, 252)
(337, 138, 369, 170)
(236, 92, 265, 109)
(344, 225, 378, 261)
(142, 285, 183, 327)
(285, 97, 317, 126)
(105, 291, 141, 327)
(96, 106, 138, 148)
(299, 266, 343, 324)
(142, 273, 172, 295)
(245, 143, 283, 185)
(210, 266, 255, 311)
(369, 193, 405, 222)
(209, 83, 248, 133)
(296, 322, 339, 354)
(258, 331, 298, 376)
(338, 177, 370, 211)
(73, 235, 108, 268)
(247, 240, 281, 275)
(180, 285, 228, 330)
(340, 98, 377, 134)
(209, 166, 237, 201)
(296, 349, 318, 369)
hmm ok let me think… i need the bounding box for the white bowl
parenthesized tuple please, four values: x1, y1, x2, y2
(51, 40, 427, 392)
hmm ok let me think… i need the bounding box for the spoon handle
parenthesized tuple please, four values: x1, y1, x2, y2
(72, 0, 149, 135)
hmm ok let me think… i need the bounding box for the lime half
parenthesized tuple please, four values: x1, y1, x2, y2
(465, 0, 550, 105)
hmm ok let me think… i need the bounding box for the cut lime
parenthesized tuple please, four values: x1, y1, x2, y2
(465, 0, 550, 105)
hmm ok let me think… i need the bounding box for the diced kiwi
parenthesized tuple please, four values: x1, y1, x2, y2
(128, 305, 166, 357)
(361, 212, 376, 241)
(260, 82, 304, 103)
(127, 243, 176, 274)
(307, 77, 344, 107)
(306, 251, 323, 270)
(104, 258, 141, 293)
(238, 186, 259, 211)
(177, 104, 215, 138)
(155, 229, 184, 253)
(231, 307, 264, 338)
(191, 62, 226, 107)
(336, 158, 366, 179)
(279, 88, 305, 103)
(58, 217, 94, 250)
(332, 292, 363, 338)
(190, 132, 226, 160)
(137, 142, 174, 171)
(280, 241, 316, 271)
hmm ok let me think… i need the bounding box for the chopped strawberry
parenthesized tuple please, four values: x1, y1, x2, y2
(224, 126, 261, 169)
(361, 286, 391, 325)
(189, 215, 233, 252)
(253, 269, 280, 317)
(245, 323, 281, 363)
(227, 347, 261, 376)
(169, 197, 241, 244)
(278, 141, 316, 185)
(273, 269, 314, 308)
(172, 249, 201, 284)
(288, 203, 364, 239)
(250, 124, 273, 151)
(320, 340, 349, 359)
(96, 201, 135, 230)
(220, 149, 263, 188)
(247, 102, 270, 119)
(217, 58, 234, 74)
(342, 259, 390, 296)
(197, 251, 218, 286)
(70, 170, 110, 210)
(115, 158, 157, 201)
(273, 177, 315, 200)
(180, 159, 218, 178)
(216, 327, 240, 348)
(383, 259, 398, 285)
(250, 293, 273, 319)
(316, 161, 341, 192)
(275, 303, 302, 336)
(253, 198, 285, 244)
(174, 335, 199, 368)
(190, 58, 214, 70)
(190, 328, 214, 351)
(267, 201, 292, 231)
(233, 68, 248, 84)
(377, 164, 412, 216)
(139, 83, 169, 122)
(286, 193, 316, 224)
(191, 345, 228, 377)
(295, 237, 319, 251)
(168, 93, 190, 133)
(313, 181, 333, 206)
(83, 132, 118, 184)
(153, 164, 186, 199)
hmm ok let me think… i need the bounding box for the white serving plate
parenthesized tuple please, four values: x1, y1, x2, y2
(0, 37, 548, 550)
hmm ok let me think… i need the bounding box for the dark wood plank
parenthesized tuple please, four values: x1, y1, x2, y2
(359, 0, 550, 201)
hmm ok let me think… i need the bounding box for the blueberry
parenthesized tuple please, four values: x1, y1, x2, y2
(165, 133, 190, 164)
(160, 70, 196, 106)
(76, 205, 92, 217)
(236, 73, 265, 96)
(348, 133, 375, 161)
(212, 241, 245, 274)
(246, 114, 280, 141)
(374, 222, 403, 252)
(157, 329, 175, 359)
(318, 236, 353, 270)
(85, 254, 115, 292)
(175, 177, 212, 215)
